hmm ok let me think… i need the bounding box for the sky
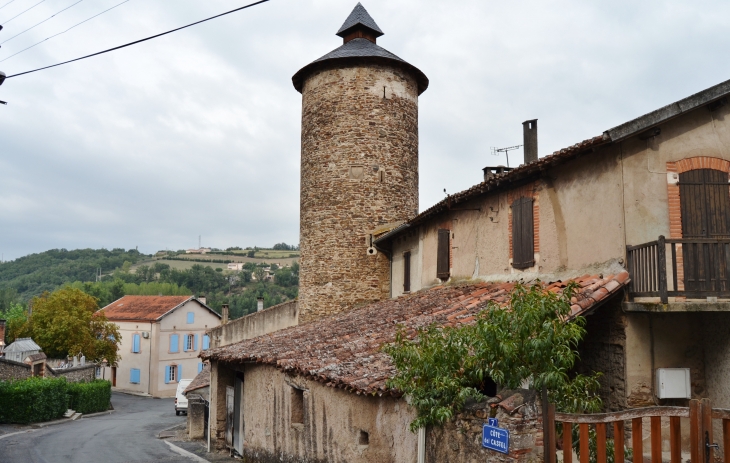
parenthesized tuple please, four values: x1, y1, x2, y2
(1, 0, 729, 261)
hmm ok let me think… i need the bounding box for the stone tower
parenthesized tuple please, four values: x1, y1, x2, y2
(292, 3, 429, 323)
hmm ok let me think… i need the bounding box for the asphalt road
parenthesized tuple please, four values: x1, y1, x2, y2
(0, 392, 193, 463)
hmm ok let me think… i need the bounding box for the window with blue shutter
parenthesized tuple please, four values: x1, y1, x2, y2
(132, 334, 140, 353)
(193, 334, 199, 351)
(130, 368, 140, 384)
(165, 366, 171, 384)
(170, 334, 179, 353)
(202, 335, 210, 350)
(198, 363, 204, 373)
(187, 312, 194, 324)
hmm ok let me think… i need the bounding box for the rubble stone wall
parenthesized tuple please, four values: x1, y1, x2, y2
(0, 358, 31, 381)
(298, 62, 420, 323)
(48, 365, 96, 383)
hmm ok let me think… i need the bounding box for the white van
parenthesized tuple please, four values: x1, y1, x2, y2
(175, 379, 193, 416)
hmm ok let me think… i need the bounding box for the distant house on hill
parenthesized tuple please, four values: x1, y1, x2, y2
(98, 295, 221, 398)
(227, 263, 244, 271)
(186, 248, 212, 255)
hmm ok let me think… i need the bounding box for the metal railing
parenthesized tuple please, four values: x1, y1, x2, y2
(627, 236, 730, 303)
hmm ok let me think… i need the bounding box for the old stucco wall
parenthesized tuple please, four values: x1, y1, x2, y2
(241, 364, 417, 463)
(48, 365, 96, 383)
(208, 300, 298, 349)
(298, 63, 420, 323)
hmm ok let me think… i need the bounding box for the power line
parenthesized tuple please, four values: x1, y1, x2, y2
(0, 0, 19, 11)
(1, 0, 130, 63)
(6, 0, 270, 78)
(1, 0, 83, 45)
(2, 0, 46, 25)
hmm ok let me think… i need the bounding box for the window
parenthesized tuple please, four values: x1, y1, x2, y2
(358, 430, 369, 446)
(186, 312, 194, 324)
(512, 197, 535, 269)
(202, 335, 210, 350)
(291, 387, 304, 425)
(169, 334, 179, 353)
(95, 367, 101, 378)
(132, 333, 140, 353)
(403, 251, 411, 293)
(165, 365, 178, 384)
(437, 229, 450, 279)
(198, 362, 204, 374)
(130, 368, 140, 384)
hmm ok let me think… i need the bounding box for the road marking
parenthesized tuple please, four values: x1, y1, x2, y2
(164, 440, 210, 462)
(0, 429, 36, 440)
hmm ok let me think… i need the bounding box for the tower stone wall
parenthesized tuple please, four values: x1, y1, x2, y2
(298, 62, 420, 323)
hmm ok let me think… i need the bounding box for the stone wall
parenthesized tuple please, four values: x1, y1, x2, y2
(575, 297, 627, 411)
(298, 62, 421, 324)
(209, 300, 298, 349)
(48, 365, 96, 383)
(426, 389, 544, 463)
(0, 357, 31, 381)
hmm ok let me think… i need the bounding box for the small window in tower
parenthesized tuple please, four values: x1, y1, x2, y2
(349, 166, 364, 181)
(358, 430, 369, 446)
(379, 170, 385, 183)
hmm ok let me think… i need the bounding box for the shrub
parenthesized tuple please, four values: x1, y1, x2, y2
(67, 380, 111, 414)
(0, 377, 68, 424)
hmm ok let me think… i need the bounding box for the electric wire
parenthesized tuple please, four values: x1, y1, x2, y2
(1, 0, 83, 45)
(2, 0, 46, 25)
(5, 0, 270, 77)
(0, 0, 130, 63)
(0, 0, 19, 12)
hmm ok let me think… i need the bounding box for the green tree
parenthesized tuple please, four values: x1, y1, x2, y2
(21, 287, 120, 363)
(253, 267, 266, 283)
(0, 302, 28, 344)
(384, 282, 602, 431)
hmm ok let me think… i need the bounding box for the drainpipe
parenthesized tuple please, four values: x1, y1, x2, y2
(418, 427, 426, 463)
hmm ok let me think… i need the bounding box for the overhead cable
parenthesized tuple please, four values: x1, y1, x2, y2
(0, 0, 130, 63)
(5, 0, 270, 77)
(0, 0, 19, 12)
(1, 0, 83, 45)
(1, 0, 46, 25)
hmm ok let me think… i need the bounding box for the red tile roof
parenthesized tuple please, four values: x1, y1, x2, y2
(184, 363, 210, 395)
(99, 295, 194, 321)
(203, 272, 629, 396)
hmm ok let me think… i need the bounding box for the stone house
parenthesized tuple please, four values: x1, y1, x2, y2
(98, 295, 221, 397)
(200, 2, 730, 462)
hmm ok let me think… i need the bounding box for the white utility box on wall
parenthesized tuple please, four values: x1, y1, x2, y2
(656, 368, 691, 399)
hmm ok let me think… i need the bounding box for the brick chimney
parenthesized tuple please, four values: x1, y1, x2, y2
(221, 304, 229, 325)
(482, 166, 514, 182)
(198, 295, 207, 305)
(523, 119, 538, 164)
(257, 297, 264, 312)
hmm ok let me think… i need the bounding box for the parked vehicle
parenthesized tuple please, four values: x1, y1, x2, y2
(175, 379, 193, 415)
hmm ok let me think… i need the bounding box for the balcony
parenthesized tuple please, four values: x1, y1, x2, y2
(626, 236, 730, 305)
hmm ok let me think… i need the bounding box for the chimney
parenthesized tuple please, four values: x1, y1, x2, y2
(482, 166, 514, 182)
(257, 297, 264, 312)
(198, 295, 207, 305)
(0, 319, 5, 352)
(221, 304, 229, 325)
(523, 119, 538, 164)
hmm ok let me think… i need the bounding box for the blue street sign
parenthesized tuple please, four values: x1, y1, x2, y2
(482, 424, 510, 454)
(488, 418, 498, 427)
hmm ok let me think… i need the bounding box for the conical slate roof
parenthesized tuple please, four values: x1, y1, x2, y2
(336, 3, 383, 38)
(292, 4, 429, 95)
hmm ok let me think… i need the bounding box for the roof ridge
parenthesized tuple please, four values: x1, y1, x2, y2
(336, 3, 384, 38)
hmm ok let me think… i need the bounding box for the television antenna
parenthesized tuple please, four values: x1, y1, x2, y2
(490, 145, 522, 168)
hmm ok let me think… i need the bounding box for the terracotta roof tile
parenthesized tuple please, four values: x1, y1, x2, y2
(203, 272, 629, 396)
(184, 364, 210, 395)
(99, 295, 194, 321)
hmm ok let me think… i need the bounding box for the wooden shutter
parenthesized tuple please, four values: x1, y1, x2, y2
(437, 229, 451, 279)
(403, 251, 411, 292)
(512, 197, 535, 269)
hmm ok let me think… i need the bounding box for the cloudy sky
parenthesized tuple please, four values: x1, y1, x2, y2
(0, 0, 728, 261)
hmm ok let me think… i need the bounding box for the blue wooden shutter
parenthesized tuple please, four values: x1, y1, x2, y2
(131, 368, 140, 384)
(187, 312, 194, 324)
(198, 362, 203, 373)
(170, 334, 179, 353)
(183, 334, 189, 352)
(194, 334, 199, 351)
(165, 366, 171, 384)
(178, 364, 182, 381)
(202, 335, 210, 350)
(133, 334, 140, 353)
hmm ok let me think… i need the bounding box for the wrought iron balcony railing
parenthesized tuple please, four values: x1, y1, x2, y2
(626, 236, 730, 303)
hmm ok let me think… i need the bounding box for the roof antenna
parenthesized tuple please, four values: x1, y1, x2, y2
(490, 145, 522, 168)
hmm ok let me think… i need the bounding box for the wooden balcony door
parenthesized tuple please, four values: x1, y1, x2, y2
(679, 169, 730, 292)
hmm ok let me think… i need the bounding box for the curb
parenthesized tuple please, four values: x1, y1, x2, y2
(165, 440, 210, 463)
(113, 389, 154, 398)
(82, 409, 116, 419)
(37, 417, 75, 428)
